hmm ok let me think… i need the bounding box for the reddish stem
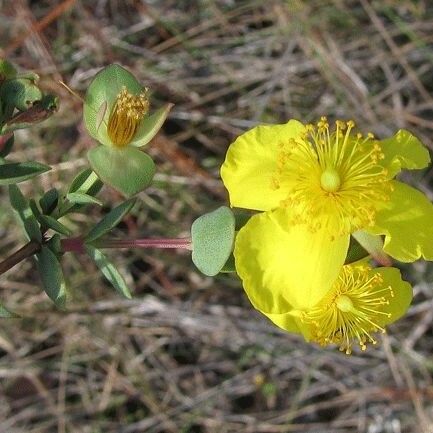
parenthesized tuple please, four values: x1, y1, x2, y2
(61, 237, 192, 253)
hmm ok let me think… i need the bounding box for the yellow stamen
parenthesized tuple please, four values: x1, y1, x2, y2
(272, 117, 393, 235)
(107, 87, 149, 148)
(301, 265, 393, 355)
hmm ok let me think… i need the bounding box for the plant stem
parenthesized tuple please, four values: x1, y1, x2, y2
(61, 237, 192, 253)
(0, 236, 192, 276)
(0, 240, 40, 275)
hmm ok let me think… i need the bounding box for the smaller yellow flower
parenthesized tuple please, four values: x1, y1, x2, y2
(297, 265, 402, 354)
(235, 211, 412, 354)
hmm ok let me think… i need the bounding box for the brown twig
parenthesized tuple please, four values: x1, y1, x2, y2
(0, 240, 40, 275)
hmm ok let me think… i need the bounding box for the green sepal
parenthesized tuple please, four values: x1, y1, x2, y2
(0, 133, 14, 158)
(66, 192, 102, 207)
(191, 206, 236, 276)
(85, 245, 132, 299)
(9, 184, 41, 242)
(128, 103, 173, 147)
(345, 236, 369, 265)
(87, 146, 155, 197)
(39, 188, 59, 215)
(220, 253, 236, 273)
(83, 64, 142, 144)
(36, 245, 67, 308)
(85, 198, 136, 243)
(352, 230, 390, 265)
(0, 161, 50, 185)
(233, 209, 255, 231)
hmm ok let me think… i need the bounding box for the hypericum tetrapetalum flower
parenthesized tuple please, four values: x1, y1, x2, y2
(235, 210, 412, 354)
(83, 64, 173, 197)
(221, 117, 433, 262)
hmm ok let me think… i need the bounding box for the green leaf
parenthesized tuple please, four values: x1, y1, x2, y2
(0, 78, 42, 111)
(87, 146, 155, 197)
(46, 234, 62, 255)
(36, 245, 67, 308)
(129, 103, 174, 147)
(38, 214, 72, 236)
(85, 245, 132, 298)
(68, 168, 103, 195)
(0, 59, 17, 81)
(60, 169, 103, 216)
(9, 184, 41, 242)
(66, 192, 102, 206)
(0, 161, 50, 185)
(39, 188, 59, 214)
(1, 94, 59, 134)
(29, 198, 42, 220)
(85, 198, 136, 243)
(0, 133, 14, 158)
(191, 206, 236, 276)
(83, 64, 142, 144)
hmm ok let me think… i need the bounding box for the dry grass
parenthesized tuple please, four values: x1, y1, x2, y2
(1, 0, 433, 432)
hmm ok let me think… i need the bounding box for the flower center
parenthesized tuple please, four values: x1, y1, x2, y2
(335, 294, 352, 312)
(301, 265, 393, 355)
(272, 117, 393, 235)
(320, 167, 341, 192)
(107, 87, 149, 148)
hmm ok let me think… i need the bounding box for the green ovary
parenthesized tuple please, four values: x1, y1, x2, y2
(320, 168, 341, 192)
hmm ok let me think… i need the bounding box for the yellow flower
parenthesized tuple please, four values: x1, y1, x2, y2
(235, 211, 412, 354)
(221, 117, 428, 351)
(221, 117, 432, 261)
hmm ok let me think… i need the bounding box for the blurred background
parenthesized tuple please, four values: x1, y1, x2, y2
(1, 1, 433, 432)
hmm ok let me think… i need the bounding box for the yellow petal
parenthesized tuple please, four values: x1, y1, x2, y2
(379, 129, 430, 179)
(263, 311, 301, 334)
(368, 181, 433, 262)
(220, 120, 306, 211)
(373, 267, 412, 327)
(234, 209, 350, 313)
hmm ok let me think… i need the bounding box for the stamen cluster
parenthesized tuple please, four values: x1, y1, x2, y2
(302, 266, 393, 355)
(272, 117, 393, 235)
(107, 87, 149, 147)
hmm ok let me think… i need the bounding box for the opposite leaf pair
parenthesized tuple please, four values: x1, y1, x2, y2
(221, 118, 431, 354)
